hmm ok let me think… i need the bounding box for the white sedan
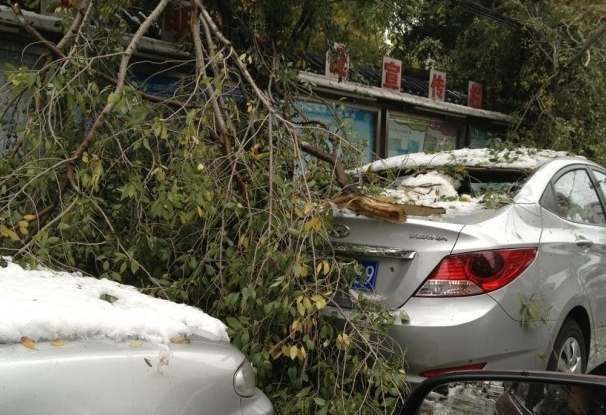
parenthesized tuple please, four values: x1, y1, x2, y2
(0, 258, 273, 415)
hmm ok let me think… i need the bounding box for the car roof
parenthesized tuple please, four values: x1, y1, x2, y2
(352, 147, 585, 175)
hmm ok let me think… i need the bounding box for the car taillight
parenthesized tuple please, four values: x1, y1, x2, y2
(415, 248, 537, 297)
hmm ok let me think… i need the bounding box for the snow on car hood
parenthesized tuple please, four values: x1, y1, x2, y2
(0, 258, 229, 344)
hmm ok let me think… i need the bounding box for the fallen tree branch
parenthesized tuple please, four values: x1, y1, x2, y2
(329, 194, 446, 224)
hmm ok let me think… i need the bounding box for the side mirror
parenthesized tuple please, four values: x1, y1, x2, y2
(399, 370, 606, 415)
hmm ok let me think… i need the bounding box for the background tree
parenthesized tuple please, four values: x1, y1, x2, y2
(387, 0, 606, 164)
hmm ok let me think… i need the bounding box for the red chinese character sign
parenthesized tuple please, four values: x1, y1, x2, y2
(429, 69, 446, 101)
(41, 0, 78, 15)
(325, 43, 349, 80)
(382, 57, 402, 91)
(162, 2, 193, 42)
(468, 81, 483, 109)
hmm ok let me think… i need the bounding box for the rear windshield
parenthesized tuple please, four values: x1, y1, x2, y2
(381, 166, 531, 196)
(458, 168, 530, 197)
(360, 166, 533, 211)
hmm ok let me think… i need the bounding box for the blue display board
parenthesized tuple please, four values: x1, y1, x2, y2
(294, 100, 377, 165)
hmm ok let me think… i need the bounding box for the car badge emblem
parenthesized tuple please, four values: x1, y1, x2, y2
(330, 224, 350, 238)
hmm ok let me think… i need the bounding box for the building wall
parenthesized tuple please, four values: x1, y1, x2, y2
(296, 90, 509, 165)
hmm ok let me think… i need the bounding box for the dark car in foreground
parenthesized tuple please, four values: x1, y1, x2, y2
(400, 369, 606, 415)
(331, 147, 606, 388)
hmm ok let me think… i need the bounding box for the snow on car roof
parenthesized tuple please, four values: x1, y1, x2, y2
(353, 147, 579, 174)
(347, 148, 583, 216)
(0, 258, 229, 345)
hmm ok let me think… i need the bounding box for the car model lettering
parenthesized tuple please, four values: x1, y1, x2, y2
(409, 233, 448, 242)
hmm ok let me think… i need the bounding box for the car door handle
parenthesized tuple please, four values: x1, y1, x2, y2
(575, 237, 593, 249)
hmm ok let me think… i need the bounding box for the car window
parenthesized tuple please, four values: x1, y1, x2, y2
(459, 168, 529, 196)
(593, 170, 606, 200)
(553, 169, 606, 225)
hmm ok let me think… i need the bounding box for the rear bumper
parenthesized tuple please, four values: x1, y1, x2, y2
(332, 294, 554, 390)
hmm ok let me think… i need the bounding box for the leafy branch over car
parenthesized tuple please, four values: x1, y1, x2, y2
(0, 2, 408, 414)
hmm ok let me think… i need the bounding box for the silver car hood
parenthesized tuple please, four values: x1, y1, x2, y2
(0, 336, 248, 415)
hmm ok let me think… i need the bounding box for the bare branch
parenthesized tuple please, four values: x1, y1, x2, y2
(190, 0, 251, 196)
(56, 0, 92, 51)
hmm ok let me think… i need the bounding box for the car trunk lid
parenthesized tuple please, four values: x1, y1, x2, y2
(331, 212, 466, 309)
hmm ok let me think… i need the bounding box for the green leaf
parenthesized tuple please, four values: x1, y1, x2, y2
(100, 293, 118, 303)
(107, 92, 120, 104)
(226, 317, 242, 330)
(297, 301, 306, 316)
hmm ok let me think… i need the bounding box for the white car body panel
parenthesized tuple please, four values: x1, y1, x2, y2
(0, 336, 273, 415)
